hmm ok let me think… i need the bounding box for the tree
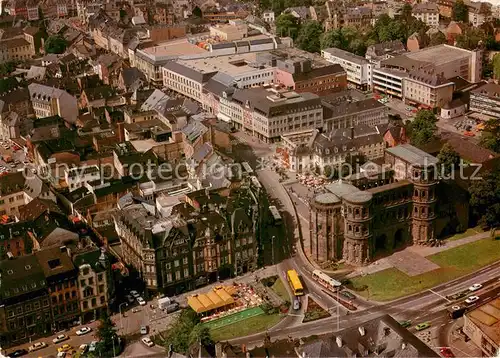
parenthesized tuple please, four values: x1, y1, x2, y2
(480, 118, 500, 153)
(400, 3, 413, 20)
(44, 35, 67, 54)
(189, 324, 214, 347)
(275, 13, 300, 39)
(164, 309, 206, 354)
(96, 311, 120, 357)
(493, 54, 500, 80)
(452, 0, 468, 22)
(0, 62, 16, 76)
(469, 169, 500, 229)
(296, 20, 323, 52)
(437, 143, 460, 176)
(429, 31, 447, 46)
(456, 28, 484, 50)
(409, 110, 437, 145)
(320, 29, 343, 49)
(192, 6, 202, 17)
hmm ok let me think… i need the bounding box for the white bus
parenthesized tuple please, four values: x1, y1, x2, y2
(269, 205, 282, 224)
(312, 270, 341, 291)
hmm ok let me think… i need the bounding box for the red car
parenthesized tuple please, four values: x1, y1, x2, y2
(440, 347, 455, 358)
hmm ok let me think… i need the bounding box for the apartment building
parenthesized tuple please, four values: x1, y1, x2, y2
(326, 6, 373, 30)
(468, 1, 492, 27)
(403, 69, 454, 108)
(412, 3, 439, 27)
(0, 255, 53, 347)
(0, 171, 56, 217)
(0, 38, 34, 63)
(35, 247, 79, 330)
(65, 165, 101, 192)
(28, 83, 79, 124)
(322, 48, 372, 91)
(73, 247, 114, 322)
(227, 87, 323, 142)
(372, 67, 408, 98)
(463, 298, 499, 357)
(469, 83, 500, 118)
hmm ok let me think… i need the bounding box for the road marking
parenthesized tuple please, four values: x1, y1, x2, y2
(428, 289, 452, 303)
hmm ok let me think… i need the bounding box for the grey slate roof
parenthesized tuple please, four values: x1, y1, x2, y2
(163, 61, 217, 83)
(386, 143, 438, 166)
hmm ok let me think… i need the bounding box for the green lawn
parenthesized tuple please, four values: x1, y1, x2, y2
(445, 226, 483, 241)
(271, 277, 290, 302)
(203, 307, 265, 330)
(210, 314, 283, 342)
(349, 238, 500, 302)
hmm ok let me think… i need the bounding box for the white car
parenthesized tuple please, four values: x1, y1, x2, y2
(53, 334, 69, 344)
(465, 295, 480, 304)
(79, 344, 88, 353)
(89, 341, 98, 353)
(141, 337, 154, 347)
(137, 296, 146, 306)
(29, 341, 47, 352)
(468, 283, 483, 292)
(57, 352, 66, 358)
(76, 326, 92, 336)
(140, 325, 148, 335)
(130, 290, 140, 298)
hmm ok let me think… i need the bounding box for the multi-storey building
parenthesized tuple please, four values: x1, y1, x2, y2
(372, 67, 408, 98)
(28, 83, 79, 124)
(308, 144, 466, 265)
(0, 38, 34, 63)
(227, 87, 323, 142)
(467, 1, 492, 27)
(469, 83, 500, 118)
(322, 97, 388, 131)
(65, 165, 101, 192)
(365, 41, 406, 67)
(35, 247, 79, 330)
(114, 184, 259, 295)
(74, 247, 114, 322)
(403, 69, 454, 109)
(0, 171, 56, 217)
(326, 6, 373, 30)
(412, 3, 439, 27)
(0, 254, 52, 347)
(322, 48, 372, 91)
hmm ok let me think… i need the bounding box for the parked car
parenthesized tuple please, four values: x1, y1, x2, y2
(126, 294, 135, 303)
(88, 341, 98, 353)
(9, 349, 28, 357)
(166, 302, 180, 313)
(56, 352, 66, 358)
(293, 298, 301, 310)
(399, 320, 412, 328)
(76, 326, 92, 336)
(465, 296, 480, 304)
(137, 296, 146, 306)
(130, 290, 140, 298)
(415, 322, 431, 331)
(53, 334, 69, 344)
(468, 283, 482, 292)
(440, 347, 455, 358)
(140, 325, 148, 335)
(142, 337, 154, 347)
(28, 342, 47, 352)
(79, 344, 88, 353)
(57, 344, 73, 353)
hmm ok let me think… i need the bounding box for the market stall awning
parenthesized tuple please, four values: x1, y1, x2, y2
(188, 286, 236, 314)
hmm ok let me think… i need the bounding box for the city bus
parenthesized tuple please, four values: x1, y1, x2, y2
(287, 269, 304, 296)
(312, 270, 342, 291)
(269, 205, 282, 224)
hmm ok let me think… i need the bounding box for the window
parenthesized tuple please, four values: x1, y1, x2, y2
(83, 301, 88, 310)
(165, 262, 171, 270)
(9, 197, 14, 203)
(88, 277, 94, 285)
(98, 273, 103, 282)
(100, 296, 105, 304)
(91, 298, 96, 307)
(174, 260, 179, 267)
(182, 257, 188, 265)
(175, 271, 181, 280)
(98, 285, 104, 293)
(80, 279, 85, 287)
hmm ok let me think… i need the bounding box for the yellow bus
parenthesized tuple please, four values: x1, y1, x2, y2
(287, 269, 304, 296)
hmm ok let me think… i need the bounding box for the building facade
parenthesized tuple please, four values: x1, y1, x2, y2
(403, 70, 454, 108)
(412, 3, 439, 27)
(469, 83, 500, 118)
(322, 48, 372, 91)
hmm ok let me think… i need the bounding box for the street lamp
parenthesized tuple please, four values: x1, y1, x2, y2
(271, 236, 276, 264)
(119, 303, 128, 330)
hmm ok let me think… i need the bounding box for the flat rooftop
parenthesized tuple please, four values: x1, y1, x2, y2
(467, 298, 500, 347)
(138, 38, 207, 62)
(177, 52, 269, 77)
(405, 45, 471, 67)
(386, 144, 438, 166)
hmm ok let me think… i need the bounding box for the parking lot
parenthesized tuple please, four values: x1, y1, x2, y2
(0, 140, 30, 175)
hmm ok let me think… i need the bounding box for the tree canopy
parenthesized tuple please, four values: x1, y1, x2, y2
(452, 0, 468, 22)
(44, 35, 67, 54)
(479, 118, 500, 153)
(95, 311, 120, 357)
(493, 54, 500, 80)
(275, 13, 300, 39)
(469, 169, 500, 229)
(0, 62, 16, 77)
(429, 31, 447, 46)
(455, 28, 485, 50)
(192, 6, 202, 17)
(296, 20, 323, 53)
(408, 110, 437, 146)
(437, 143, 461, 176)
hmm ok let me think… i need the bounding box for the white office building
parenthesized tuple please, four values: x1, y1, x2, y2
(321, 48, 372, 91)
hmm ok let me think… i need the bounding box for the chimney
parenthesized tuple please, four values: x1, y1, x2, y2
(117, 121, 125, 142)
(59, 245, 67, 253)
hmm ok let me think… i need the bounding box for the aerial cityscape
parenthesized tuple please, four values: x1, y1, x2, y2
(0, 0, 499, 356)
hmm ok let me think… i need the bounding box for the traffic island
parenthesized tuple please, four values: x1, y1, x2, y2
(302, 297, 331, 323)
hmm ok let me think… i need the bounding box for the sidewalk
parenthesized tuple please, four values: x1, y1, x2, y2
(347, 230, 496, 278)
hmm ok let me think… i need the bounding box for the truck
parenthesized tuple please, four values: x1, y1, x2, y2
(166, 303, 179, 313)
(158, 297, 172, 310)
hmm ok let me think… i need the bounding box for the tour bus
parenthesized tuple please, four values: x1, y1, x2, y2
(269, 205, 282, 224)
(312, 270, 342, 291)
(287, 269, 304, 296)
